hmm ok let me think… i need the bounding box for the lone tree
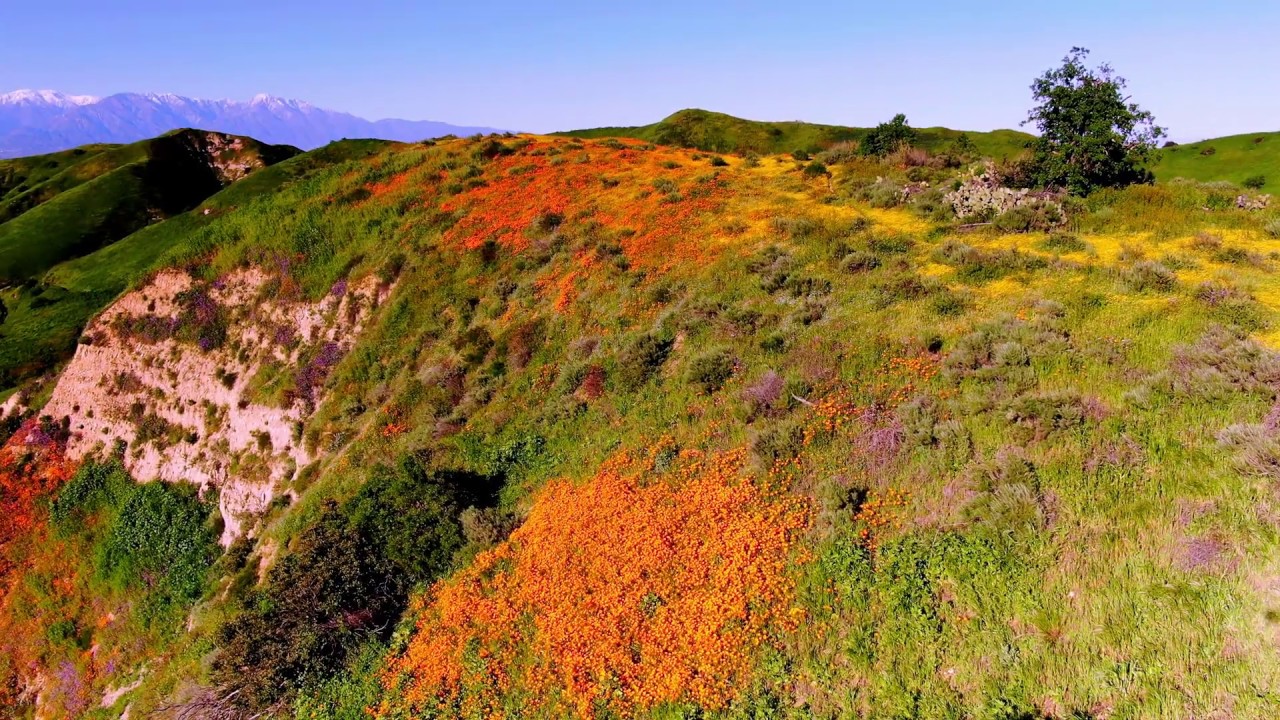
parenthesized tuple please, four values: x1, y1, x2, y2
(1024, 47, 1165, 195)
(860, 113, 918, 157)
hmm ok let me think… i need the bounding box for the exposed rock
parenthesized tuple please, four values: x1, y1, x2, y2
(38, 267, 389, 544)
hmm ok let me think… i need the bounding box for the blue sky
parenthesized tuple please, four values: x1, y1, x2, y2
(2, 0, 1276, 140)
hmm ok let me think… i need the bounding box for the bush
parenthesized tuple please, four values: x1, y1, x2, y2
(1038, 232, 1087, 253)
(50, 461, 132, 534)
(686, 349, 736, 394)
(1003, 389, 1098, 438)
(708, 156, 729, 167)
(815, 142, 859, 165)
(991, 200, 1064, 233)
(858, 178, 904, 208)
(860, 114, 918, 157)
(96, 479, 218, 621)
(1160, 326, 1280, 400)
(933, 241, 1048, 283)
(1195, 282, 1269, 332)
(872, 273, 938, 309)
(1243, 175, 1266, 190)
(867, 234, 913, 255)
(1123, 260, 1176, 293)
(213, 457, 477, 711)
(802, 161, 829, 179)
(1266, 218, 1280, 239)
(930, 290, 969, 317)
(616, 333, 674, 390)
(840, 251, 881, 273)
(964, 448, 1047, 535)
(791, 149, 811, 161)
(742, 370, 785, 416)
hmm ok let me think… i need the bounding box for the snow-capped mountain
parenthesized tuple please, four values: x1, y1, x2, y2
(0, 90, 506, 157)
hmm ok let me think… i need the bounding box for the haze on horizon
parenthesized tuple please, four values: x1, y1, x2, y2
(1, 0, 1276, 142)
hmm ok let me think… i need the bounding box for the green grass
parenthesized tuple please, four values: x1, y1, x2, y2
(0, 144, 118, 206)
(1153, 131, 1280, 189)
(557, 108, 1034, 159)
(47, 138, 395, 295)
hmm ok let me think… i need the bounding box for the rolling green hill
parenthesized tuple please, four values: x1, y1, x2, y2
(0, 130, 298, 284)
(0, 131, 308, 392)
(558, 108, 1034, 159)
(1153, 131, 1280, 190)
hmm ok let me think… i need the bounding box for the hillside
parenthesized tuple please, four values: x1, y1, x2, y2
(0, 130, 299, 392)
(558, 108, 1034, 159)
(0, 132, 1279, 720)
(1154, 131, 1280, 189)
(0, 89, 506, 157)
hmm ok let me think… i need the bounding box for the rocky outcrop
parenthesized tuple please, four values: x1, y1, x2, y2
(34, 267, 388, 543)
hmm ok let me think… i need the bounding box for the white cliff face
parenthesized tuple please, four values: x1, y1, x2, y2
(37, 267, 389, 544)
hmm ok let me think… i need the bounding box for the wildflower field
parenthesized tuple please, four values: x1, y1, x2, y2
(1, 126, 1280, 719)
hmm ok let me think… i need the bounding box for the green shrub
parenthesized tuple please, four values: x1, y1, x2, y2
(933, 241, 1048, 283)
(964, 449, 1046, 536)
(1123, 260, 1176, 293)
(872, 273, 938, 309)
(686, 349, 736, 394)
(991, 200, 1064, 233)
(96, 480, 218, 620)
(1159, 326, 1280, 400)
(1243, 175, 1266, 190)
(930, 290, 969, 317)
(840, 251, 881, 273)
(802, 161, 829, 179)
(791, 149, 811, 161)
(708, 156, 729, 167)
(213, 456, 476, 711)
(867, 234, 913, 255)
(1038, 232, 1087, 253)
(858, 179, 904, 209)
(859, 114, 918, 157)
(615, 333, 674, 390)
(50, 460, 132, 534)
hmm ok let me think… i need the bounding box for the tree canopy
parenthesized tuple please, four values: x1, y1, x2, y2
(860, 113, 918, 157)
(1024, 47, 1165, 195)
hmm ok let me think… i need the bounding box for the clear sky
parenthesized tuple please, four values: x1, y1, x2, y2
(2, 0, 1276, 141)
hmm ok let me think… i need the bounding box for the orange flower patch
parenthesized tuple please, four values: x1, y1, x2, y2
(366, 171, 412, 198)
(438, 139, 735, 270)
(382, 447, 809, 718)
(853, 488, 910, 551)
(0, 422, 75, 575)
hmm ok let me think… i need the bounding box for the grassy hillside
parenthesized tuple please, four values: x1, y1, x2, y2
(0, 131, 305, 392)
(558, 108, 1034, 159)
(0, 130, 299, 284)
(3, 133, 1280, 719)
(0, 143, 122, 220)
(1154, 131, 1280, 189)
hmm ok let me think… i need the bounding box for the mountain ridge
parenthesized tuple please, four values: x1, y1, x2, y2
(0, 89, 506, 157)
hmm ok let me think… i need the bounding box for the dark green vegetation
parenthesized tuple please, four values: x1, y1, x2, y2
(558, 108, 1034, 159)
(212, 455, 488, 712)
(1022, 48, 1166, 194)
(12, 462, 219, 686)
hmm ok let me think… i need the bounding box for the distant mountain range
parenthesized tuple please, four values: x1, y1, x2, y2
(0, 90, 506, 157)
